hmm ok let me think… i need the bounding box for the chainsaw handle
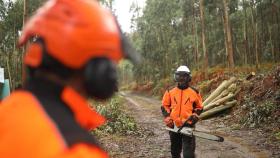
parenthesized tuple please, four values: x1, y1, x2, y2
(177, 117, 192, 133)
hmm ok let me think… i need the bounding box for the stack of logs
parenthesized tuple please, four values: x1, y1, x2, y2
(199, 77, 240, 120)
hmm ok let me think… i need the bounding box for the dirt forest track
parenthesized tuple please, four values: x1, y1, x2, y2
(100, 92, 272, 158)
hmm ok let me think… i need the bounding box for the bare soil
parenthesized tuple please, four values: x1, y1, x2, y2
(98, 92, 276, 158)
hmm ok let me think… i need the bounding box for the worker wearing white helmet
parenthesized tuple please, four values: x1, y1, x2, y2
(161, 65, 203, 158)
(174, 65, 192, 89)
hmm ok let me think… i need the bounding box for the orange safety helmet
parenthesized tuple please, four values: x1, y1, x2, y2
(18, 0, 139, 69)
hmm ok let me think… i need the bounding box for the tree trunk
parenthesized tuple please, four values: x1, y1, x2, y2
(13, 23, 16, 52)
(270, 1, 277, 62)
(242, 0, 249, 65)
(250, 1, 260, 69)
(6, 57, 13, 90)
(192, 0, 198, 67)
(199, 0, 208, 74)
(22, 0, 28, 83)
(275, 3, 280, 61)
(269, 26, 275, 62)
(222, 0, 234, 68)
(260, 1, 264, 62)
(255, 22, 259, 69)
(221, 12, 228, 67)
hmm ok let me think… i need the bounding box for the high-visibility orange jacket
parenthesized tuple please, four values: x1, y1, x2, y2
(0, 78, 108, 158)
(162, 86, 203, 127)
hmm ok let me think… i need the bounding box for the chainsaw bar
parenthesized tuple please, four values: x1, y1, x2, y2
(192, 130, 224, 142)
(166, 127, 224, 142)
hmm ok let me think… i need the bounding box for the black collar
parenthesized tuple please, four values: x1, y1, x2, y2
(23, 77, 101, 147)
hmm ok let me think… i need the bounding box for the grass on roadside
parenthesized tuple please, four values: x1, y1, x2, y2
(89, 96, 138, 136)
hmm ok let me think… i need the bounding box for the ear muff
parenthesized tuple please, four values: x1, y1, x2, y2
(84, 57, 118, 100)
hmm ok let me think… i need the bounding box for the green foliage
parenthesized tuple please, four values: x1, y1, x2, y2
(118, 60, 134, 86)
(197, 80, 212, 97)
(127, 0, 280, 85)
(0, 0, 45, 89)
(240, 99, 279, 128)
(152, 77, 173, 96)
(0, 0, 45, 53)
(92, 96, 137, 135)
(0, 0, 22, 52)
(130, 0, 188, 83)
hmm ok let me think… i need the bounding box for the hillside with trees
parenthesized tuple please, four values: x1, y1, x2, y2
(125, 0, 280, 84)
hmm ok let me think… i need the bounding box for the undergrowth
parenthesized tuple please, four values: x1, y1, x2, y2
(90, 96, 138, 136)
(240, 99, 279, 128)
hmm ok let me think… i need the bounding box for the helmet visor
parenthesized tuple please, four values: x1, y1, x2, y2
(115, 19, 141, 65)
(120, 33, 141, 65)
(174, 72, 190, 83)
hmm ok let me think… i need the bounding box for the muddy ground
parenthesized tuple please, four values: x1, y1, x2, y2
(98, 92, 277, 158)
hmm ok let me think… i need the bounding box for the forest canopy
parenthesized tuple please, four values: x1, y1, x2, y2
(0, 0, 279, 88)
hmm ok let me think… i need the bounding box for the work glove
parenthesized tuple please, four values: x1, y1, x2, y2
(164, 117, 174, 128)
(188, 114, 199, 126)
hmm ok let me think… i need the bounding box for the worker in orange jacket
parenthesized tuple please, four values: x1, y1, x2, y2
(0, 0, 139, 157)
(161, 66, 203, 158)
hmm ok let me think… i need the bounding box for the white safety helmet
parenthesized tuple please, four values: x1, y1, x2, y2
(174, 65, 191, 82)
(176, 66, 190, 73)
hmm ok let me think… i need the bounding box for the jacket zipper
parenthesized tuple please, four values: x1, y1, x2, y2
(179, 89, 183, 117)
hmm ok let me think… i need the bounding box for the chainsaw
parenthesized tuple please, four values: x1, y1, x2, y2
(166, 125, 224, 142)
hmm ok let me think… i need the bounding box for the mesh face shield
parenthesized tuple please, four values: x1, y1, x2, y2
(174, 71, 191, 83)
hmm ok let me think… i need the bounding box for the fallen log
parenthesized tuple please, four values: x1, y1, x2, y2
(199, 100, 237, 120)
(204, 87, 241, 111)
(228, 83, 237, 93)
(208, 83, 236, 105)
(208, 89, 229, 105)
(203, 77, 236, 106)
(203, 93, 235, 111)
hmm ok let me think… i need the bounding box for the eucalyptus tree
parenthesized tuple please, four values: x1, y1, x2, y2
(98, 0, 114, 11)
(199, 0, 209, 70)
(0, 0, 46, 88)
(222, 0, 235, 68)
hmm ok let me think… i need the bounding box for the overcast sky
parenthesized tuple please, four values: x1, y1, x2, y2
(113, 0, 146, 33)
